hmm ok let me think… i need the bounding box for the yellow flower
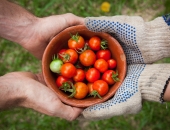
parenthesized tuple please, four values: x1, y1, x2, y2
(101, 1, 111, 12)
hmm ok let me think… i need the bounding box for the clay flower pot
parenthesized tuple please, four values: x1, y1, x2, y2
(42, 25, 126, 108)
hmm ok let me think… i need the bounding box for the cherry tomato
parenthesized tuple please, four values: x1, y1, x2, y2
(60, 63, 76, 78)
(87, 82, 94, 94)
(73, 82, 89, 99)
(68, 34, 85, 49)
(79, 50, 96, 66)
(102, 70, 119, 85)
(56, 75, 72, 88)
(62, 49, 78, 64)
(58, 49, 66, 61)
(94, 59, 108, 73)
(107, 59, 117, 69)
(96, 49, 111, 61)
(93, 80, 109, 97)
(86, 68, 100, 83)
(89, 36, 101, 51)
(73, 69, 85, 82)
(50, 58, 63, 73)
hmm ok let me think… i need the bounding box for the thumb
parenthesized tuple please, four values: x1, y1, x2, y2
(61, 13, 85, 27)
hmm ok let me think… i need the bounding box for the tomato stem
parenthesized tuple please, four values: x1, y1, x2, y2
(100, 40, 108, 50)
(68, 86, 76, 98)
(59, 81, 77, 98)
(75, 43, 89, 54)
(59, 82, 71, 92)
(89, 90, 102, 99)
(52, 54, 59, 60)
(59, 53, 70, 62)
(70, 33, 79, 43)
(112, 70, 120, 82)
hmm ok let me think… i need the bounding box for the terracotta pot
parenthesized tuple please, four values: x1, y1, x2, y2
(42, 25, 126, 108)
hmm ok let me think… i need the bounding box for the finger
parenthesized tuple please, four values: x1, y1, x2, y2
(61, 13, 85, 26)
(51, 102, 83, 121)
(30, 90, 83, 121)
(19, 74, 83, 120)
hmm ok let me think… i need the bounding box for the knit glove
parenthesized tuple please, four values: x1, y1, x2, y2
(79, 14, 170, 120)
(85, 14, 170, 64)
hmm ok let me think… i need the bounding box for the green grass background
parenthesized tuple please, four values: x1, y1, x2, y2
(0, 0, 170, 130)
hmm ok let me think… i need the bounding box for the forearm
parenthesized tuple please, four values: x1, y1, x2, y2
(0, 0, 38, 45)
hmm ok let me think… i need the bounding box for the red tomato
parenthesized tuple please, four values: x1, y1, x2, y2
(73, 69, 85, 82)
(79, 50, 96, 66)
(60, 63, 77, 78)
(86, 68, 100, 83)
(68, 34, 85, 49)
(102, 70, 119, 85)
(87, 82, 94, 94)
(93, 80, 109, 97)
(62, 49, 78, 64)
(107, 59, 117, 69)
(58, 49, 66, 61)
(96, 49, 111, 61)
(94, 59, 108, 73)
(73, 82, 89, 99)
(56, 75, 72, 88)
(89, 36, 101, 51)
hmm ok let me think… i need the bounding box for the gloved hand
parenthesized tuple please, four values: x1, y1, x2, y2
(79, 14, 170, 120)
(85, 15, 170, 64)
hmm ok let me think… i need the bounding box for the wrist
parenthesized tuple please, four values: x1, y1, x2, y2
(139, 64, 170, 103)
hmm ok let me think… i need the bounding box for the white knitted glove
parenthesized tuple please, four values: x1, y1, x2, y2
(79, 14, 170, 120)
(85, 15, 170, 64)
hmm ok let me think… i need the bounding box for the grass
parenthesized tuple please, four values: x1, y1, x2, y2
(0, 0, 170, 130)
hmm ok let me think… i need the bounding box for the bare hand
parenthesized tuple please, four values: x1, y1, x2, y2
(0, 72, 83, 121)
(21, 13, 84, 59)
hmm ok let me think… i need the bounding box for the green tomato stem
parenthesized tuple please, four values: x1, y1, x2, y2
(101, 40, 108, 50)
(59, 81, 77, 98)
(89, 90, 102, 99)
(70, 33, 79, 43)
(111, 70, 120, 82)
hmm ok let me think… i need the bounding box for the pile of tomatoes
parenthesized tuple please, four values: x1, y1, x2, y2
(49, 33, 119, 99)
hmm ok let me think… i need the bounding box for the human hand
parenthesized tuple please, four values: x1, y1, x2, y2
(0, 0, 84, 59)
(80, 64, 170, 120)
(21, 13, 84, 59)
(85, 15, 170, 64)
(0, 72, 83, 121)
(78, 15, 170, 120)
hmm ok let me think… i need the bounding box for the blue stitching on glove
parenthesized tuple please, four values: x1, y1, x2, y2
(86, 19, 144, 64)
(163, 14, 170, 26)
(84, 64, 145, 111)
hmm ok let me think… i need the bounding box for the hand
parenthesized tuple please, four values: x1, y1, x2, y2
(0, 72, 83, 121)
(0, 0, 84, 59)
(85, 15, 170, 64)
(21, 13, 84, 59)
(0, 1, 84, 120)
(78, 15, 170, 120)
(80, 64, 170, 120)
